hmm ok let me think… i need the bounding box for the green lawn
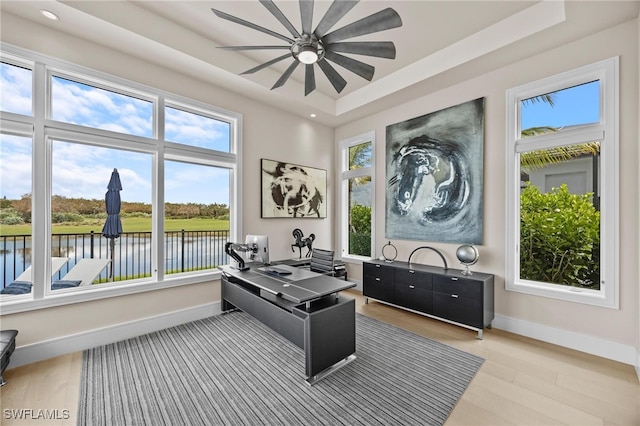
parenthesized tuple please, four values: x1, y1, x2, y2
(0, 217, 229, 236)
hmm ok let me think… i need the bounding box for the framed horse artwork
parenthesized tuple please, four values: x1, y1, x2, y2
(385, 98, 485, 244)
(261, 159, 327, 218)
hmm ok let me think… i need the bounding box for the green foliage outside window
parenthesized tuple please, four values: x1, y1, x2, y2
(520, 183, 600, 289)
(349, 203, 371, 256)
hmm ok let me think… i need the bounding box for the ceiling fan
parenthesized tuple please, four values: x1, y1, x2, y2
(212, 0, 402, 96)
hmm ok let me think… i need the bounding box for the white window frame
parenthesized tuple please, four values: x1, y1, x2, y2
(0, 43, 242, 313)
(505, 57, 619, 308)
(338, 131, 375, 262)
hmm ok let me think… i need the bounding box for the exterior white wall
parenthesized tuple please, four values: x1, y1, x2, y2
(336, 19, 639, 355)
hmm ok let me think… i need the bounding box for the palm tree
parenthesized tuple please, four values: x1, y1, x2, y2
(520, 94, 600, 172)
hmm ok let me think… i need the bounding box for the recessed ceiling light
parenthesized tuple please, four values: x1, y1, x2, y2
(40, 10, 59, 21)
(309, 113, 316, 118)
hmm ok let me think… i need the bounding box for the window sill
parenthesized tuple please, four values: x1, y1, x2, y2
(341, 255, 373, 265)
(0, 270, 222, 315)
(506, 279, 618, 309)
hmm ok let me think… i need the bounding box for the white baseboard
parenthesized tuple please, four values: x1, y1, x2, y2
(493, 314, 638, 368)
(11, 301, 222, 368)
(10, 302, 640, 383)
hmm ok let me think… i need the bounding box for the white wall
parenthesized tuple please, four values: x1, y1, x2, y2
(0, 13, 334, 351)
(336, 19, 639, 363)
(637, 14, 640, 377)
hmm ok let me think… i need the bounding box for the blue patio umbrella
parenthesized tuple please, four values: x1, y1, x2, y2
(102, 168, 122, 280)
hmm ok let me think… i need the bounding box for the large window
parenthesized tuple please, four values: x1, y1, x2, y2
(0, 46, 241, 306)
(505, 58, 618, 308)
(339, 132, 375, 259)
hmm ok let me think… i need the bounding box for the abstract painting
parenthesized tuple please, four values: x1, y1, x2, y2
(261, 159, 326, 218)
(385, 98, 485, 244)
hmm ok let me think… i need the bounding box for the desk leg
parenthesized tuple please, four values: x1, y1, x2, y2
(304, 296, 356, 384)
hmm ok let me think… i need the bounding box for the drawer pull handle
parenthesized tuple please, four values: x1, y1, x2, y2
(451, 277, 459, 281)
(409, 285, 415, 289)
(375, 278, 381, 281)
(375, 264, 381, 268)
(409, 270, 415, 274)
(451, 294, 459, 298)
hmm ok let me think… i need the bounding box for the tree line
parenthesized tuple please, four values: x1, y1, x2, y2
(0, 194, 230, 224)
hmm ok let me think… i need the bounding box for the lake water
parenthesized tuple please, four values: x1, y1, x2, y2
(1, 233, 230, 288)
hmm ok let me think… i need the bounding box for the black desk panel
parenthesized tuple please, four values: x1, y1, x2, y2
(219, 263, 356, 384)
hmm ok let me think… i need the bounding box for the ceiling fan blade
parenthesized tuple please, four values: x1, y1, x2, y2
(314, 0, 359, 38)
(211, 9, 294, 44)
(272, 60, 300, 90)
(324, 51, 375, 81)
(322, 8, 402, 44)
(299, 0, 314, 35)
(325, 41, 396, 59)
(259, 0, 300, 38)
(317, 59, 347, 93)
(241, 53, 292, 75)
(219, 46, 291, 51)
(304, 64, 316, 96)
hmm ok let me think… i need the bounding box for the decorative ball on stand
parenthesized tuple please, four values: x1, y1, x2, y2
(456, 244, 479, 275)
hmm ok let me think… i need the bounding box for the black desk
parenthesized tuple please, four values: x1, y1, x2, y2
(220, 263, 356, 385)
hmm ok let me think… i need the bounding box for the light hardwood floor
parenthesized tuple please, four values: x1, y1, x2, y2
(1, 290, 639, 425)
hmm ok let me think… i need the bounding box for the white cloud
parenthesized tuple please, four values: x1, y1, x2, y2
(0, 135, 32, 199)
(0, 63, 32, 115)
(52, 141, 152, 203)
(165, 107, 228, 150)
(51, 77, 153, 137)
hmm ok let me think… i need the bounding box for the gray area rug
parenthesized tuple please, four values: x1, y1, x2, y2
(78, 312, 483, 425)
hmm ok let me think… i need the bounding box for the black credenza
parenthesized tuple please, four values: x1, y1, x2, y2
(363, 259, 494, 339)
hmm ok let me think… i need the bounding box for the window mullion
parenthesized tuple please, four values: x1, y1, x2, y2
(31, 61, 49, 300)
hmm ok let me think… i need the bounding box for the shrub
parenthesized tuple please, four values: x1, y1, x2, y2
(349, 204, 371, 256)
(520, 183, 600, 288)
(52, 212, 84, 223)
(0, 208, 25, 225)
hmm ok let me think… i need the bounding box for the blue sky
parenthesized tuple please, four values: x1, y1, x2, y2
(1, 64, 599, 205)
(0, 64, 230, 205)
(521, 80, 599, 130)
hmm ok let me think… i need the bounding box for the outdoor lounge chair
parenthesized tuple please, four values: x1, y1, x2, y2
(13, 257, 70, 282)
(52, 258, 111, 288)
(1, 257, 70, 294)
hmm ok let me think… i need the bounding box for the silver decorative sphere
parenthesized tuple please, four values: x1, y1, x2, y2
(456, 245, 479, 266)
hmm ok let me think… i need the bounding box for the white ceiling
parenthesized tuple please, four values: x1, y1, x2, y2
(1, 1, 638, 127)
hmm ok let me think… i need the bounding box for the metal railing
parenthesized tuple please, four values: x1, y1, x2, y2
(1, 229, 230, 287)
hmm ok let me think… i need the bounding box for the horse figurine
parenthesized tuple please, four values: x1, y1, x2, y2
(291, 228, 315, 258)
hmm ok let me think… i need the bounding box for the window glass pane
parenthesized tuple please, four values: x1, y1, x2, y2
(51, 140, 153, 289)
(165, 106, 231, 152)
(348, 177, 371, 257)
(519, 142, 601, 289)
(51, 76, 153, 138)
(0, 62, 32, 115)
(164, 161, 230, 275)
(0, 134, 32, 295)
(520, 81, 600, 137)
(349, 141, 371, 169)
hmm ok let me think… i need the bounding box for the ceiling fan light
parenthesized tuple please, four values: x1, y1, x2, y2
(298, 46, 318, 64)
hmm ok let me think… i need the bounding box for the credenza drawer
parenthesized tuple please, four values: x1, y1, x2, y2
(433, 275, 482, 300)
(395, 268, 433, 290)
(363, 262, 394, 283)
(395, 283, 433, 314)
(432, 292, 483, 329)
